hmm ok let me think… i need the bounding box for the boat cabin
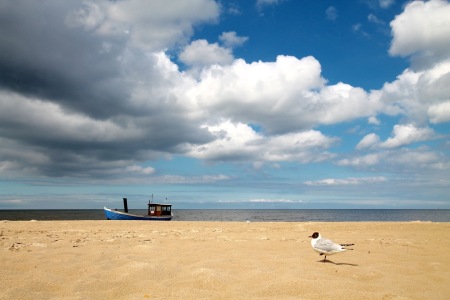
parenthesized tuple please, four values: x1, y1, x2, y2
(148, 203, 172, 217)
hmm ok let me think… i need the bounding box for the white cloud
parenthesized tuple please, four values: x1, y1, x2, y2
(117, 174, 230, 184)
(355, 124, 435, 151)
(186, 120, 337, 163)
(226, 3, 241, 16)
(356, 133, 380, 150)
(337, 153, 380, 167)
(318, 83, 376, 124)
(1, 0, 449, 185)
(219, 31, 249, 48)
(376, 61, 450, 124)
(389, 0, 450, 60)
(380, 124, 435, 148)
(179, 39, 234, 68)
(379, 0, 395, 9)
(249, 199, 300, 203)
(391, 148, 444, 168)
(256, 0, 283, 8)
(220, 198, 302, 204)
(352, 23, 369, 38)
(68, 0, 220, 51)
(325, 6, 338, 21)
(428, 101, 450, 124)
(377, 68, 420, 117)
(337, 148, 449, 172)
(125, 165, 155, 175)
(368, 116, 381, 125)
(185, 56, 379, 134)
(368, 14, 385, 25)
(305, 176, 386, 186)
(377, 1, 450, 128)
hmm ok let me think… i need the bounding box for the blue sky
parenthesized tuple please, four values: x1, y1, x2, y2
(0, 0, 449, 209)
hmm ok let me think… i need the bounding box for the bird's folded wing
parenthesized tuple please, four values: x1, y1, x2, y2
(315, 238, 341, 252)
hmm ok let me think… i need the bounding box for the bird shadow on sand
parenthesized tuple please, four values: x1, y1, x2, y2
(317, 259, 358, 267)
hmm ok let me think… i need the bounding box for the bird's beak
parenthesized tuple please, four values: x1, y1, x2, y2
(308, 235, 312, 238)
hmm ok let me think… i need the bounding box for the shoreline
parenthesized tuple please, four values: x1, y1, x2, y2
(1, 221, 450, 299)
(2, 208, 450, 223)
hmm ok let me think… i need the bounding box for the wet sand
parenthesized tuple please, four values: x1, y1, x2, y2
(1, 221, 449, 299)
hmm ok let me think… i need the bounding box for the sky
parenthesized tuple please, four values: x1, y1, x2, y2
(0, 0, 449, 209)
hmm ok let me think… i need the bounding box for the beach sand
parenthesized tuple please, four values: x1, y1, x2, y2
(1, 221, 449, 299)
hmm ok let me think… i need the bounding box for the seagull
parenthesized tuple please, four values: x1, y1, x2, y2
(309, 232, 354, 262)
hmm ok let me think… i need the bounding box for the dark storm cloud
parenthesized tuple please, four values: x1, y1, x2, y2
(0, 0, 132, 119)
(0, 87, 213, 177)
(0, 0, 215, 177)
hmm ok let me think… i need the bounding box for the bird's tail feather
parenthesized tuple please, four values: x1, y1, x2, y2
(341, 243, 354, 250)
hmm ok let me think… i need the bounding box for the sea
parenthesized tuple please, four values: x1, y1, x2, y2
(1, 209, 450, 222)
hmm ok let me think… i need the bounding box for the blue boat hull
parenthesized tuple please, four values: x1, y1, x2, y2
(104, 207, 173, 221)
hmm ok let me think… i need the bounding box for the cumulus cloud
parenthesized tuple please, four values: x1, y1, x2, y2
(428, 101, 450, 124)
(380, 124, 435, 148)
(219, 31, 249, 48)
(389, 0, 450, 65)
(179, 39, 234, 68)
(378, 0, 450, 126)
(185, 120, 337, 163)
(0, 0, 449, 184)
(67, 0, 220, 51)
(0, 0, 218, 120)
(0, 1, 223, 176)
(356, 133, 380, 150)
(185, 56, 379, 134)
(356, 124, 435, 151)
(368, 116, 381, 125)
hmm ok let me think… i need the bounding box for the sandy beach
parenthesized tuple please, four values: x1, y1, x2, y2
(1, 221, 449, 299)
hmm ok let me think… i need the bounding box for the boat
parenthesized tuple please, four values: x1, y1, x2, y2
(104, 197, 173, 221)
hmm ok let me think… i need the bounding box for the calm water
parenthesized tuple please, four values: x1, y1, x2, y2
(1, 209, 449, 222)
